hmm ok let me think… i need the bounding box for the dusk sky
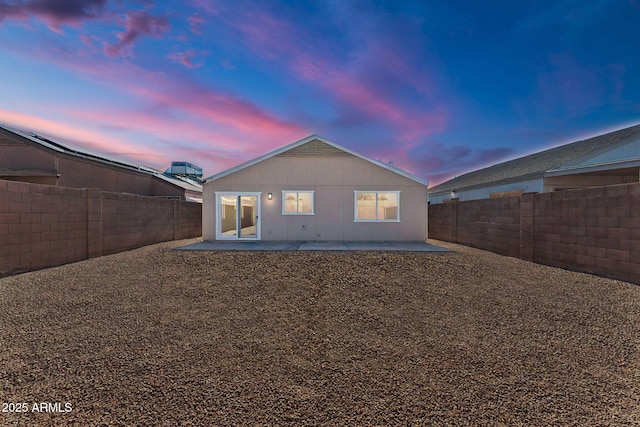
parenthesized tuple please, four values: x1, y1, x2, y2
(1, 0, 639, 186)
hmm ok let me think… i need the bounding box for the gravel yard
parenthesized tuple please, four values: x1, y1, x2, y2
(1, 238, 639, 426)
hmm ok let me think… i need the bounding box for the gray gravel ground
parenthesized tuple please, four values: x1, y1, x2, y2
(1, 238, 639, 426)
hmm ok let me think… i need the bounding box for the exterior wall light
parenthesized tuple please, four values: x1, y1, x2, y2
(268, 193, 273, 200)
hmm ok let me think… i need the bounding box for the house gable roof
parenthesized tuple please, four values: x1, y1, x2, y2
(429, 124, 640, 195)
(204, 134, 428, 186)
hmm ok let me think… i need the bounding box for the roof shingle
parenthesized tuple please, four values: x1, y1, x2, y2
(429, 124, 640, 194)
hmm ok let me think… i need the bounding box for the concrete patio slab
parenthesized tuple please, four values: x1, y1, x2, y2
(342, 241, 450, 252)
(298, 241, 350, 251)
(177, 241, 301, 251)
(177, 240, 450, 252)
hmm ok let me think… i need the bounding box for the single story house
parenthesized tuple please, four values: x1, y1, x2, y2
(428, 124, 640, 204)
(0, 125, 202, 201)
(202, 135, 428, 241)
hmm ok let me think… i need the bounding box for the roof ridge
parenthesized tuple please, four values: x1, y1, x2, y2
(205, 134, 428, 186)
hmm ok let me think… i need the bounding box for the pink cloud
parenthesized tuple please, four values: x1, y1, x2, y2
(4, 45, 309, 173)
(55, 94, 307, 174)
(62, 106, 238, 152)
(229, 9, 448, 143)
(167, 49, 208, 68)
(190, 0, 216, 15)
(367, 43, 436, 99)
(70, 63, 305, 145)
(104, 10, 170, 58)
(79, 33, 95, 47)
(38, 48, 306, 143)
(319, 69, 448, 142)
(187, 13, 205, 35)
(0, 109, 169, 166)
(216, 8, 449, 176)
(157, 87, 306, 147)
(0, 0, 108, 31)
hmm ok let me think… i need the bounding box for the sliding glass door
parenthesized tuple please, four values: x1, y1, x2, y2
(216, 193, 260, 240)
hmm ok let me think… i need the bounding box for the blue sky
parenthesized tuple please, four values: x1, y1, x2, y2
(0, 0, 638, 185)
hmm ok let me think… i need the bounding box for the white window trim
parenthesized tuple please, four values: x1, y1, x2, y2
(281, 190, 315, 215)
(354, 191, 401, 222)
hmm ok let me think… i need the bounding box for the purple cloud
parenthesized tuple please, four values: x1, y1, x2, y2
(0, 2, 172, 58)
(225, 8, 448, 143)
(187, 13, 205, 35)
(167, 49, 207, 68)
(79, 33, 97, 47)
(404, 141, 513, 186)
(190, 0, 216, 15)
(104, 10, 169, 58)
(0, 0, 108, 30)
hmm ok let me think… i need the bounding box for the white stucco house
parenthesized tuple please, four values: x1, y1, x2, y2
(202, 135, 429, 242)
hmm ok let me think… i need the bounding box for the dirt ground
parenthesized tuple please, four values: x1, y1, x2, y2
(1, 239, 638, 426)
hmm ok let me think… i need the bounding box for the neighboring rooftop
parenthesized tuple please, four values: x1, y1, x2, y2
(165, 161, 204, 183)
(429, 124, 640, 194)
(2, 125, 149, 173)
(0, 124, 202, 197)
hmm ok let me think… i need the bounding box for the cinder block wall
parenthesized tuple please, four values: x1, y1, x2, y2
(429, 197, 522, 258)
(427, 201, 456, 243)
(456, 196, 521, 258)
(1, 180, 88, 275)
(531, 184, 639, 282)
(429, 182, 640, 284)
(0, 180, 202, 276)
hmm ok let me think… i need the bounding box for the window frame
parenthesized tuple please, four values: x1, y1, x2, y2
(353, 190, 401, 222)
(281, 190, 315, 215)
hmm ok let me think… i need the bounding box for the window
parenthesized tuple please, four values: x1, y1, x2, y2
(354, 191, 400, 221)
(282, 191, 314, 215)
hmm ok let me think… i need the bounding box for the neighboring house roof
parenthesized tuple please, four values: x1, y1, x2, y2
(155, 173, 203, 193)
(429, 124, 640, 195)
(546, 130, 640, 177)
(3, 125, 145, 172)
(204, 134, 428, 186)
(0, 124, 202, 193)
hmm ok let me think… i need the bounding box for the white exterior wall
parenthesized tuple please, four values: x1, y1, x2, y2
(203, 155, 428, 241)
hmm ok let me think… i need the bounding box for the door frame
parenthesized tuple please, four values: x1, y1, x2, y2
(215, 192, 262, 240)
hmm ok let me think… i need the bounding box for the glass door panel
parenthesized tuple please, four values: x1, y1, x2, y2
(239, 196, 257, 238)
(220, 195, 238, 236)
